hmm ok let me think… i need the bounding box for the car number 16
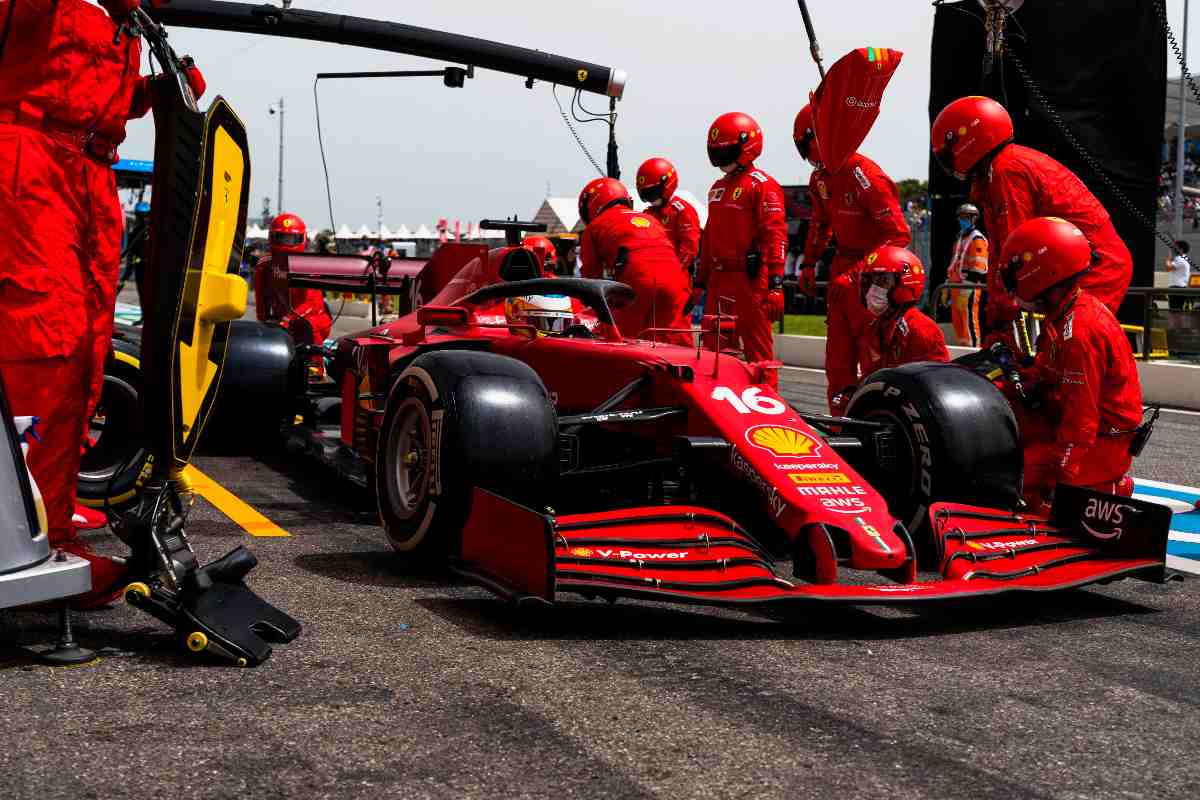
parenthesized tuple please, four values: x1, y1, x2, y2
(710, 386, 787, 415)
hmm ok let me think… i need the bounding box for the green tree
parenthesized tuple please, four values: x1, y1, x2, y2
(896, 178, 929, 205)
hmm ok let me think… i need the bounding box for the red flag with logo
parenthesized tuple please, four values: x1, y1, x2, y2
(811, 47, 903, 175)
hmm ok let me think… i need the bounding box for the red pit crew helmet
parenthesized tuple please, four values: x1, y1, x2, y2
(792, 104, 822, 166)
(522, 235, 559, 275)
(635, 157, 679, 204)
(999, 216, 1094, 302)
(270, 213, 307, 254)
(860, 245, 926, 307)
(707, 112, 763, 169)
(931, 96, 1014, 180)
(579, 177, 633, 224)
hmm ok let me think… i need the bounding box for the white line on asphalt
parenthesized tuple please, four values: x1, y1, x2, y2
(1135, 477, 1200, 495)
(1166, 554, 1200, 575)
(780, 366, 827, 376)
(1157, 406, 1200, 418)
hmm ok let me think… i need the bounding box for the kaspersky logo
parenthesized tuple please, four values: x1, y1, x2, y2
(745, 425, 823, 458)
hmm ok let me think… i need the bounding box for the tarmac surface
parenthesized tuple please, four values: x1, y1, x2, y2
(2, 366, 1200, 799)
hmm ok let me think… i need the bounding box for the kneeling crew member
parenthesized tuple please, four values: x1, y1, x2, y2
(999, 217, 1143, 514)
(857, 246, 948, 379)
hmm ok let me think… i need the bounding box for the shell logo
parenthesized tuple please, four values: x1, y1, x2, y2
(569, 547, 594, 557)
(631, 217, 651, 228)
(745, 425, 822, 458)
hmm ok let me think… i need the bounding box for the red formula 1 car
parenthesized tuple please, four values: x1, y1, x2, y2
(94, 221, 1170, 609)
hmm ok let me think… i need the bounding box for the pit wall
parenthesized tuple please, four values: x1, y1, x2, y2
(774, 334, 1200, 412)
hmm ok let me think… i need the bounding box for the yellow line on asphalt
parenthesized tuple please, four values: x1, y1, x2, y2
(182, 465, 291, 538)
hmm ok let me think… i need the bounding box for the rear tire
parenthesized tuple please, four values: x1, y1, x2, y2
(846, 362, 1022, 551)
(374, 351, 558, 563)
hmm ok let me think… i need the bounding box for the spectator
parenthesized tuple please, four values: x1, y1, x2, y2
(1164, 240, 1193, 311)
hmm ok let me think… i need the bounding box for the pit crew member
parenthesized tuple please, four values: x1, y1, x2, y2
(254, 213, 333, 374)
(998, 217, 1143, 513)
(578, 177, 690, 343)
(932, 96, 1133, 344)
(0, 0, 203, 605)
(522, 235, 559, 276)
(857, 246, 949, 377)
(637, 157, 701, 278)
(793, 103, 911, 411)
(696, 112, 788, 386)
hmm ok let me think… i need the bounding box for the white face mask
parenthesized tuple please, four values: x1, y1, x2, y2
(719, 162, 739, 175)
(865, 285, 891, 316)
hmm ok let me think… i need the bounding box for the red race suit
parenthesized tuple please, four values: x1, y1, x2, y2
(803, 154, 910, 410)
(1018, 290, 1143, 508)
(580, 206, 690, 343)
(0, 1, 154, 554)
(698, 165, 788, 385)
(859, 305, 950, 376)
(645, 194, 701, 277)
(973, 144, 1133, 333)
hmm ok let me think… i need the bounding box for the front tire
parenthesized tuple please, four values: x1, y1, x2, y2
(847, 362, 1022, 549)
(375, 351, 558, 562)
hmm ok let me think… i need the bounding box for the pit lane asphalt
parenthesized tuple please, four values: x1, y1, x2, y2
(2, 367, 1199, 800)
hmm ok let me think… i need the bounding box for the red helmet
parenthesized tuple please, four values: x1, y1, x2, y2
(861, 245, 926, 307)
(931, 96, 1014, 180)
(522, 235, 559, 276)
(707, 112, 763, 170)
(999, 217, 1093, 302)
(578, 177, 632, 224)
(635, 157, 679, 204)
(270, 213, 307, 254)
(792, 104, 822, 166)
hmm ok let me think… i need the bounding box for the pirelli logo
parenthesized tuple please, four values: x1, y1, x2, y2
(788, 472, 851, 486)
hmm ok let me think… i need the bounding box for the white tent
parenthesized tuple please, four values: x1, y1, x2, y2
(335, 224, 356, 239)
(533, 197, 581, 234)
(378, 223, 394, 240)
(394, 224, 414, 239)
(674, 189, 709, 228)
(412, 224, 436, 240)
(245, 224, 268, 240)
(355, 224, 375, 239)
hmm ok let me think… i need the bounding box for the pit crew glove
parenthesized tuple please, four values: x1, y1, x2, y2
(180, 56, 206, 100)
(763, 276, 785, 322)
(797, 266, 817, 298)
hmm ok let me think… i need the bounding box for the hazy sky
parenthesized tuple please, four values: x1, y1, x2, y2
(120, 0, 1196, 230)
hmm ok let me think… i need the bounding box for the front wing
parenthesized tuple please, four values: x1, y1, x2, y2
(452, 488, 1168, 608)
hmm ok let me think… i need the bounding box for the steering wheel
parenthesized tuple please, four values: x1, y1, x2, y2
(562, 324, 594, 339)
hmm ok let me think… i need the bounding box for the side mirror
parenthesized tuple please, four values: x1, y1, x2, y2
(416, 305, 470, 327)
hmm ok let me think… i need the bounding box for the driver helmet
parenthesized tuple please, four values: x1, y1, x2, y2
(270, 213, 307, 254)
(505, 294, 574, 335)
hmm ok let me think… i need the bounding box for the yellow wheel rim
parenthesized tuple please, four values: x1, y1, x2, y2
(186, 632, 209, 652)
(124, 582, 151, 602)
